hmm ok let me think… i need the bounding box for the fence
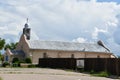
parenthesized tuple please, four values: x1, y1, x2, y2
(39, 58, 120, 76)
(39, 58, 76, 69)
(83, 58, 120, 76)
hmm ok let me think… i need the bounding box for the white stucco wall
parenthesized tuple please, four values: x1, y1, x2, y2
(29, 49, 112, 64)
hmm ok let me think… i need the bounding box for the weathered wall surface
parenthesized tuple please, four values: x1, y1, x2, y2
(30, 49, 112, 64)
(16, 34, 30, 58)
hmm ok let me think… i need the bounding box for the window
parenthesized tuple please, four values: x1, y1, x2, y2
(5, 56, 9, 61)
(97, 55, 100, 58)
(43, 53, 47, 58)
(71, 54, 74, 58)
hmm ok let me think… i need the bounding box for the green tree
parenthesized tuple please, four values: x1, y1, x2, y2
(4, 42, 18, 50)
(0, 38, 5, 62)
(0, 52, 4, 61)
(25, 58, 32, 63)
(0, 38, 5, 50)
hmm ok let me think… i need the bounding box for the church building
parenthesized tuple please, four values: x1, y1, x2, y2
(4, 21, 116, 64)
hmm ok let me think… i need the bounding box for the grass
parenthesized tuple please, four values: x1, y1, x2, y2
(64, 69, 75, 72)
(90, 71, 110, 77)
(0, 77, 3, 80)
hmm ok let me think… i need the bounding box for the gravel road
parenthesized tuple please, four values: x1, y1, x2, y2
(0, 68, 119, 80)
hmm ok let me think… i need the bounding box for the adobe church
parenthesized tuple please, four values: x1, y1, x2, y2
(4, 21, 116, 64)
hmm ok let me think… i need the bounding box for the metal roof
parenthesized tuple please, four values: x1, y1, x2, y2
(11, 50, 25, 57)
(28, 40, 109, 53)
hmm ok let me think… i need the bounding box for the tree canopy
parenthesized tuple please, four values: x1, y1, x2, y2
(0, 52, 4, 61)
(0, 38, 5, 50)
(4, 42, 18, 50)
(0, 37, 18, 51)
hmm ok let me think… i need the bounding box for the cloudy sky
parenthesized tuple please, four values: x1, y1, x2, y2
(0, 0, 120, 55)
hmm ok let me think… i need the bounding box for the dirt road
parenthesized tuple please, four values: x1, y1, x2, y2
(0, 68, 119, 80)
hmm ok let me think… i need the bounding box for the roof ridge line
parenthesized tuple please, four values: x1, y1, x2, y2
(29, 40, 96, 44)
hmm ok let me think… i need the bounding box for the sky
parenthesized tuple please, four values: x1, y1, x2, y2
(0, 0, 120, 56)
(97, 0, 120, 4)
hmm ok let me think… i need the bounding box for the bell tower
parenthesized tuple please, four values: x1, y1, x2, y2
(23, 18, 31, 40)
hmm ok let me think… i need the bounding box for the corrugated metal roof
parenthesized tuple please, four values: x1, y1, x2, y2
(11, 50, 25, 57)
(28, 40, 109, 53)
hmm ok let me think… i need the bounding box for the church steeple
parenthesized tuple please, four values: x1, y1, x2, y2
(23, 18, 31, 40)
(24, 18, 29, 28)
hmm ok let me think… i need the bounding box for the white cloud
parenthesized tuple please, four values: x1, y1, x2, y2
(92, 27, 108, 39)
(114, 26, 120, 45)
(73, 37, 87, 43)
(0, 0, 120, 55)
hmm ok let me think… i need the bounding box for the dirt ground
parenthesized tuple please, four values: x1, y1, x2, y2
(0, 68, 119, 80)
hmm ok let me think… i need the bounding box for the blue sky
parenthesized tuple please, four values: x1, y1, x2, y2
(97, 0, 120, 4)
(0, 0, 120, 56)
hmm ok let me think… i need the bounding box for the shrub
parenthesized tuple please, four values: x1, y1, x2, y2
(98, 71, 110, 77)
(19, 60, 25, 63)
(28, 64, 36, 68)
(2, 62, 10, 67)
(12, 57, 19, 63)
(25, 58, 32, 63)
(12, 63, 20, 67)
(12, 57, 20, 67)
(90, 70, 94, 74)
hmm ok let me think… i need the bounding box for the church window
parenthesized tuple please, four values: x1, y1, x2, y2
(71, 54, 74, 58)
(97, 55, 100, 58)
(5, 56, 9, 61)
(43, 53, 47, 58)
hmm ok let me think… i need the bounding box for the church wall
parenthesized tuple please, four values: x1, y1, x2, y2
(4, 49, 14, 63)
(29, 49, 112, 64)
(4, 53, 13, 63)
(16, 35, 30, 58)
(29, 50, 43, 64)
(85, 52, 111, 58)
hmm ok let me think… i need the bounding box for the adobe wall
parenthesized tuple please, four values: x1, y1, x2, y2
(29, 49, 112, 64)
(16, 34, 30, 57)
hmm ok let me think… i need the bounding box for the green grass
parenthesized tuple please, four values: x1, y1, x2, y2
(0, 77, 3, 80)
(91, 71, 110, 77)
